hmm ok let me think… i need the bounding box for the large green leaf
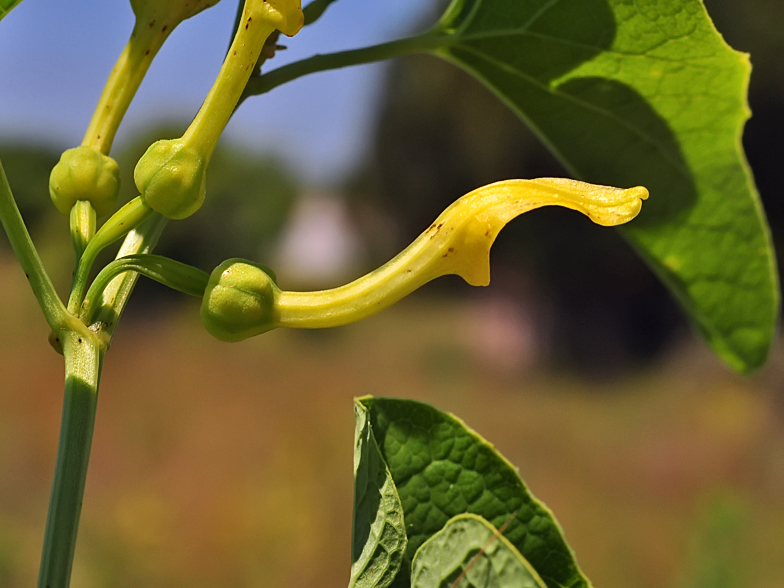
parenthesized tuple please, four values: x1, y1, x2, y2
(351, 400, 408, 588)
(358, 396, 592, 588)
(0, 0, 24, 22)
(411, 514, 547, 588)
(431, 0, 778, 371)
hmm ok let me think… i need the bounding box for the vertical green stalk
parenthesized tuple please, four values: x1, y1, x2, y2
(0, 159, 69, 332)
(38, 331, 104, 588)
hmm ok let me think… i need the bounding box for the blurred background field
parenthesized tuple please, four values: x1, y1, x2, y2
(1, 265, 783, 588)
(1, 0, 784, 586)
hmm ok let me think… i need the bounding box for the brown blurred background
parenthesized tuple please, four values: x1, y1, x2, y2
(1, 0, 783, 586)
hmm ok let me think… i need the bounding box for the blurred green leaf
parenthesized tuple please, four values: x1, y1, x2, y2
(351, 400, 407, 588)
(411, 514, 547, 588)
(0, 0, 23, 22)
(303, 0, 339, 26)
(430, 0, 778, 371)
(358, 396, 591, 588)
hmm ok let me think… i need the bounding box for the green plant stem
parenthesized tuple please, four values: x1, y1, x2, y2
(81, 254, 208, 324)
(36, 215, 166, 588)
(239, 33, 446, 104)
(38, 330, 104, 588)
(0, 159, 70, 332)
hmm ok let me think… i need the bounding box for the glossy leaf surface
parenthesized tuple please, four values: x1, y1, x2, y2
(0, 0, 23, 22)
(411, 514, 547, 588)
(431, 0, 778, 371)
(351, 400, 408, 588)
(358, 397, 591, 588)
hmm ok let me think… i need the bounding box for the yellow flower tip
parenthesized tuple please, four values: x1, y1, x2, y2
(259, 0, 304, 37)
(424, 178, 649, 287)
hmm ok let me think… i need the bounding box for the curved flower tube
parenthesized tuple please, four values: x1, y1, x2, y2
(201, 178, 648, 342)
(135, 0, 304, 219)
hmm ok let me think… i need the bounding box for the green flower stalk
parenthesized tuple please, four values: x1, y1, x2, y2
(201, 178, 649, 341)
(135, 0, 304, 219)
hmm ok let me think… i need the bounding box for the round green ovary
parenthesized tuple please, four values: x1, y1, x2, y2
(134, 139, 206, 219)
(200, 259, 281, 342)
(49, 147, 120, 217)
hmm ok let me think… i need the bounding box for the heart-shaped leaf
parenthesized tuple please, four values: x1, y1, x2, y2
(358, 396, 592, 588)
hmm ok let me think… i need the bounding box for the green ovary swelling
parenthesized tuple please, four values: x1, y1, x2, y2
(49, 147, 120, 218)
(201, 259, 281, 342)
(201, 178, 649, 341)
(135, 0, 304, 219)
(134, 141, 207, 220)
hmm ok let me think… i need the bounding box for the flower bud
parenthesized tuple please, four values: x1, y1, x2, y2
(134, 139, 206, 219)
(200, 259, 281, 342)
(49, 146, 120, 217)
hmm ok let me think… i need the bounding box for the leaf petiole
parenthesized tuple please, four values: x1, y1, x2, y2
(239, 33, 449, 104)
(81, 254, 208, 324)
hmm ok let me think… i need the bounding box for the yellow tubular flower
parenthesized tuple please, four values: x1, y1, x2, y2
(135, 0, 304, 219)
(201, 178, 648, 342)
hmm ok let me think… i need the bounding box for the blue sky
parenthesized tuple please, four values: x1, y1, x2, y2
(0, 0, 439, 183)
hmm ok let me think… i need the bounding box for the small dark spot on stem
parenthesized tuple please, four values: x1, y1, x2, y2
(448, 247, 454, 252)
(485, 230, 490, 236)
(148, 20, 156, 28)
(161, 24, 168, 32)
(442, 254, 448, 258)
(25, 273, 29, 279)
(145, 49, 150, 56)
(406, 269, 412, 273)
(78, 338, 83, 343)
